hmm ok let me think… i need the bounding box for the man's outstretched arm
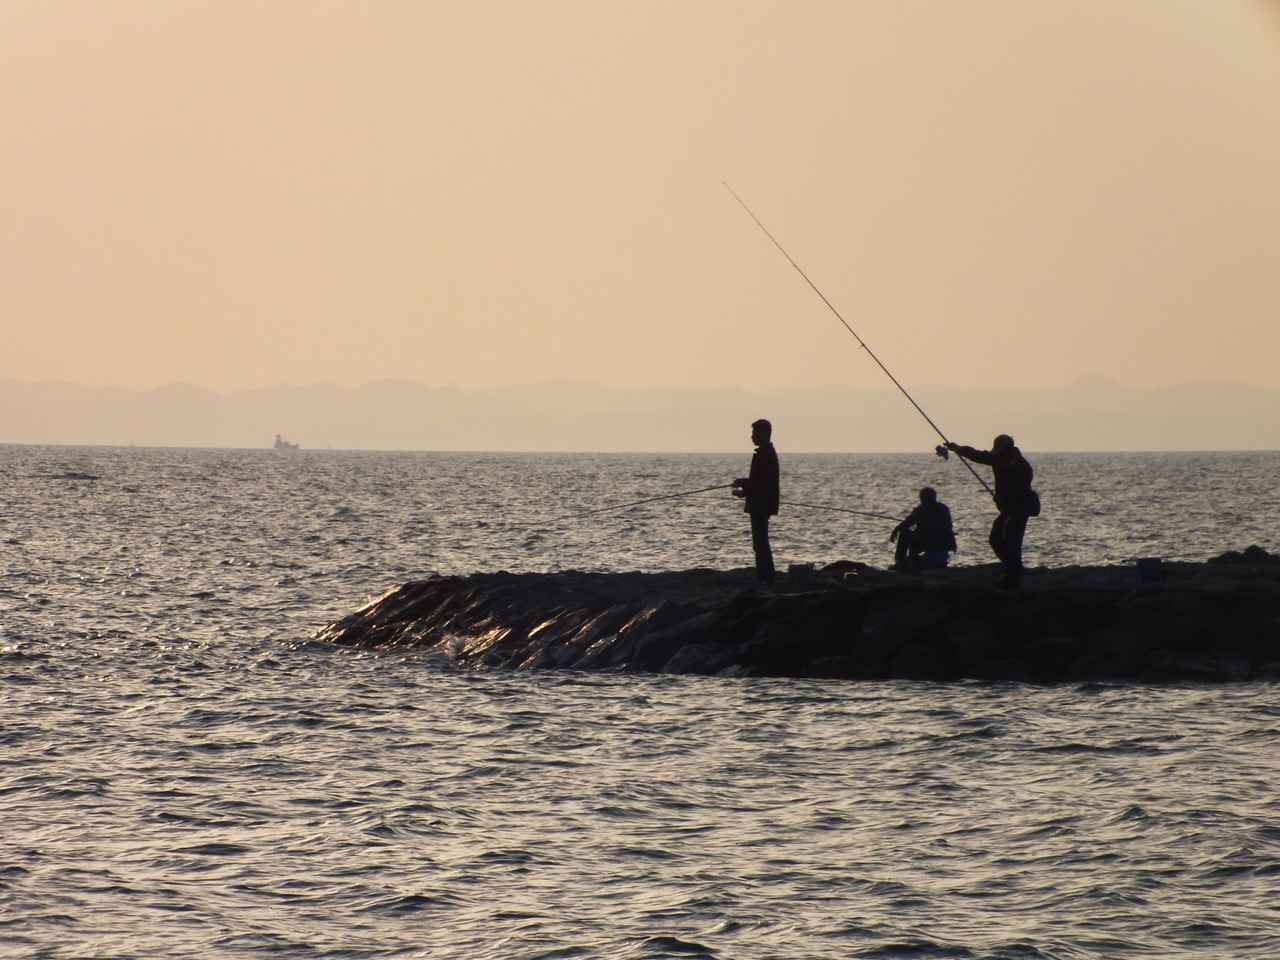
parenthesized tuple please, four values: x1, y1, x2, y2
(947, 443, 994, 466)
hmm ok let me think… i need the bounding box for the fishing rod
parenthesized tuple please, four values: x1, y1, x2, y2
(529, 483, 735, 526)
(784, 500, 901, 523)
(530, 484, 899, 528)
(722, 182, 996, 501)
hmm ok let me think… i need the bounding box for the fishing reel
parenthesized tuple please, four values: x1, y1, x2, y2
(935, 444, 949, 460)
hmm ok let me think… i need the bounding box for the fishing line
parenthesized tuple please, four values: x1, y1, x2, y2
(527, 484, 900, 530)
(527, 483, 735, 526)
(722, 182, 996, 501)
(784, 500, 901, 523)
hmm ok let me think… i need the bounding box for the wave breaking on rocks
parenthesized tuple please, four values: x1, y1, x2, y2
(314, 550, 1280, 682)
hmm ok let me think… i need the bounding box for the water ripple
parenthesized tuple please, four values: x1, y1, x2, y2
(2, 447, 1279, 957)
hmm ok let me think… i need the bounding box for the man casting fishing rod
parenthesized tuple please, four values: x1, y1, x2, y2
(945, 435, 1038, 589)
(725, 186, 1049, 586)
(733, 419, 780, 585)
(724, 185, 999, 504)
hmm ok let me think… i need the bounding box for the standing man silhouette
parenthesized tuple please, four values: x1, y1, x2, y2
(733, 419, 780, 584)
(946, 434, 1037, 588)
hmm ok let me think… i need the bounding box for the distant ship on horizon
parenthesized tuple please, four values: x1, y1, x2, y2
(273, 434, 300, 451)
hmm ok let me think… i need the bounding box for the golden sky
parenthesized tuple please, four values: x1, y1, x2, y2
(3, 1, 1278, 391)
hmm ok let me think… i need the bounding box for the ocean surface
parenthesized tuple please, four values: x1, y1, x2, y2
(2, 445, 1278, 959)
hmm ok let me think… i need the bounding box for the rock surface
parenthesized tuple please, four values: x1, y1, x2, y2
(314, 550, 1280, 682)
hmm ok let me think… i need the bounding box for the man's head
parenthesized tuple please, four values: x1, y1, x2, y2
(751, 419, 772, 446)
(918, 486, 937, 505)
(992, 434, 1015, 455)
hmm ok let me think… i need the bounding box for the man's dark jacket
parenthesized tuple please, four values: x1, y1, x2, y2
(953, 444, 1034, 514)
(904, 501, 957, 553)
(743, 442, 780, 516)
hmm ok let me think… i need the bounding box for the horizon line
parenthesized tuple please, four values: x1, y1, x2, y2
(3, 375, 1279, 394)
(3, 440, 1277, 457)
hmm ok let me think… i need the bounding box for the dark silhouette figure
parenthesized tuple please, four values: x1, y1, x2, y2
(733, 419, 779, 584)
(946, 435, 1037, 588)
(889, 487, 957, 572)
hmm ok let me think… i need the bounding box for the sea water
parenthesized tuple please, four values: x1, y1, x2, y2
(2, 446, 1278, 959)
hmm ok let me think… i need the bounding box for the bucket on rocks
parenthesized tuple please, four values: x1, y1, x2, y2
(1136, 557, 1164, 583)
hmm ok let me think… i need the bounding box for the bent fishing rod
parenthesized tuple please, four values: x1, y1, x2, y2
(722, 182, 996, 501)
(529, 485, 901, 527)
(532, 486, 902, 528)
(784, 500, 901, 523)
(528, 483, 735, 526)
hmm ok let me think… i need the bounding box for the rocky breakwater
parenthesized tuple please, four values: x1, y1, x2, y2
(314, 548, 1280, 682)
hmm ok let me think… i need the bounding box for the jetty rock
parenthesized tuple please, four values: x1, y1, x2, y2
(315, 550, 1280, 682)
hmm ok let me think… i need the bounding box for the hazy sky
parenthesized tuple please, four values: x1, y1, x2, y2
(4, 1, 1279, 392)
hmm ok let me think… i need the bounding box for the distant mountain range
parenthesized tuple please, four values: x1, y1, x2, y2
(2, 377, 1277, 452)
